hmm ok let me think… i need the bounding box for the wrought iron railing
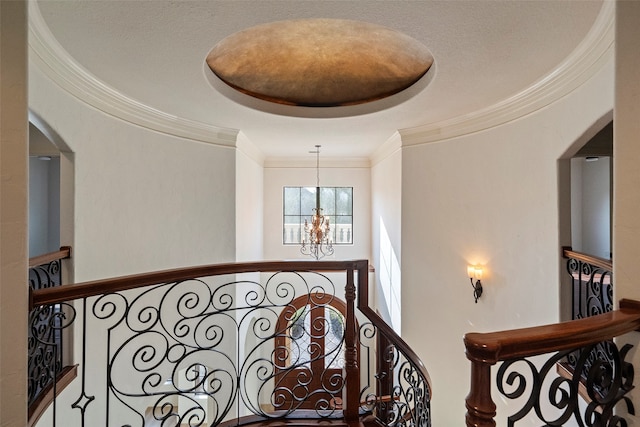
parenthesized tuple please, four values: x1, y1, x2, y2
(464, 299, 640, 427)
(562, 247, 616, 405)
(29, 246, 72, 291)
(29, 260, 432, 427)
(357, 273, 431, 427)
(28, 246, 73, 422)
(563, 247, 613, 320)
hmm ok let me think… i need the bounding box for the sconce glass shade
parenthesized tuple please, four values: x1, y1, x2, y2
(468, 265, 483, 279)
(467, 265, 476, 278)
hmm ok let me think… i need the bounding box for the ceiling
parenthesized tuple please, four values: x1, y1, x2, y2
(31, 1, 608, 160)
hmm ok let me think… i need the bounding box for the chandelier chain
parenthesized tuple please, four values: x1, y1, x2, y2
(301, 145, 334, 260)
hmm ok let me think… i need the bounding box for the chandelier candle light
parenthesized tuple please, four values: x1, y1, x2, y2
(301, 145, 334, 260)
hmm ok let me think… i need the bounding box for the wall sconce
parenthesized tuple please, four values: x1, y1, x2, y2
(467, 265, 483, 303)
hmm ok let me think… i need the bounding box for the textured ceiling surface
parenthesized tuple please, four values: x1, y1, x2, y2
(207, 19, 434, 107)
(33, 0, 605, 159)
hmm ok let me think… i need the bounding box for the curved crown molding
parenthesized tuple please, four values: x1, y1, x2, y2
(399, 1, 614, 146)
(28, 1, 239, 147)
(370, 131, 402, 166)
(29, 1, 613, 152)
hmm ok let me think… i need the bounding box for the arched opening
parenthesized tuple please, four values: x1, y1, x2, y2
(569, 121, 613, 259)
(27, 113, 76, 388)
(558, 114, 613, 322)
(28, 112, 74, 265)
(28, 122, 60, 257)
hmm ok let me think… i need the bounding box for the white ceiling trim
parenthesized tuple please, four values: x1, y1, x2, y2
(264, 158, 371, 169)
(236, 131, 266, 166)
(28, 1, 239, 148)
(399, 1, 614, 146)
(370, 131, 402, 167)
(28, 1, 612, 155)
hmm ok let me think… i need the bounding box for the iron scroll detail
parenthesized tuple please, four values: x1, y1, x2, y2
(566, 257, 613, 320)
(28, 255, 69, 408)
(28, 260, 433, 427)
(77, 271, 347, 425)
(359, 322, 432, 427)
(497, 343, 635, 426)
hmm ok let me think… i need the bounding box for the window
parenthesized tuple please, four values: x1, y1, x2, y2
(283, 187, 353, 245)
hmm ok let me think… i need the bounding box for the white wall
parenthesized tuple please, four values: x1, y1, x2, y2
(263, 163, 371, 262)
(371, 136, 402, 331)
(28, 156, 60, 257)
(570, 158, 584, 252)
(235, 133, 264, 262)
(614, 2, 640, 425)
(570, 156, 611, 259)
(582, 157, 610, 258)
(400, 52, 613, 426)
(30, 66, 237, 282)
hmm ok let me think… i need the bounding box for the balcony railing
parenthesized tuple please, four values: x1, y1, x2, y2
(28, 247, 74, 420)
(464, 299, 640, 427)
(29, 260, 431, 427)
(563, 247, 613, 320)
(283, 224, 353, 245)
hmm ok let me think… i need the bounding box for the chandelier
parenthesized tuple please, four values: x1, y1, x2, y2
(301, 145, 334, 260)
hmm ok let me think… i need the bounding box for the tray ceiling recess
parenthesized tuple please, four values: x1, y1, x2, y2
(206, 19, 434, 107)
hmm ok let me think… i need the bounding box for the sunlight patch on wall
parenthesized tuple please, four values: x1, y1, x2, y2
(379, 218, 401, 332)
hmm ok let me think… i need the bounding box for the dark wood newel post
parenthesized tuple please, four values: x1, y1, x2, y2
(465, 358, 497, 427)
(344, 265, 359, 422)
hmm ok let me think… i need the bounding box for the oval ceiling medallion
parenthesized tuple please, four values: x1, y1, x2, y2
(206, 19, 434, 107)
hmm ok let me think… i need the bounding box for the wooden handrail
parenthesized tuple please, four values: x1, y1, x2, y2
(562, 246, 612, 271)
(465, 299, 640, 364)
(464, 299, 640, 427)
(30, 259, 365, 309)
(28, 365, 77, 427)
(29, 246, 72, 267)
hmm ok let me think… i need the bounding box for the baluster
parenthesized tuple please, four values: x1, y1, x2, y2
(578, 260, 586, 318)
(465, 359, 496, 427)
(376, 332, 392, 423)
(344, 265, 359, 422)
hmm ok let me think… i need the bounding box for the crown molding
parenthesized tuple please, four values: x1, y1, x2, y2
(28, 1, 239, 147)
(399, 1, 614, 147)
(264, 157, 371, 169)
(236, 132, 266, 166)
(29, 1, 613, 154)
(370, 131, 402, 166)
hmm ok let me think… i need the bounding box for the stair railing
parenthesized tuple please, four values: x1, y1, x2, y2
(563, 246, 613, 319)
(464, 299, 640, 427)
(28, 246, 75, 426)
(29, 259, 432, 427)
(357, 268, 432, 427)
